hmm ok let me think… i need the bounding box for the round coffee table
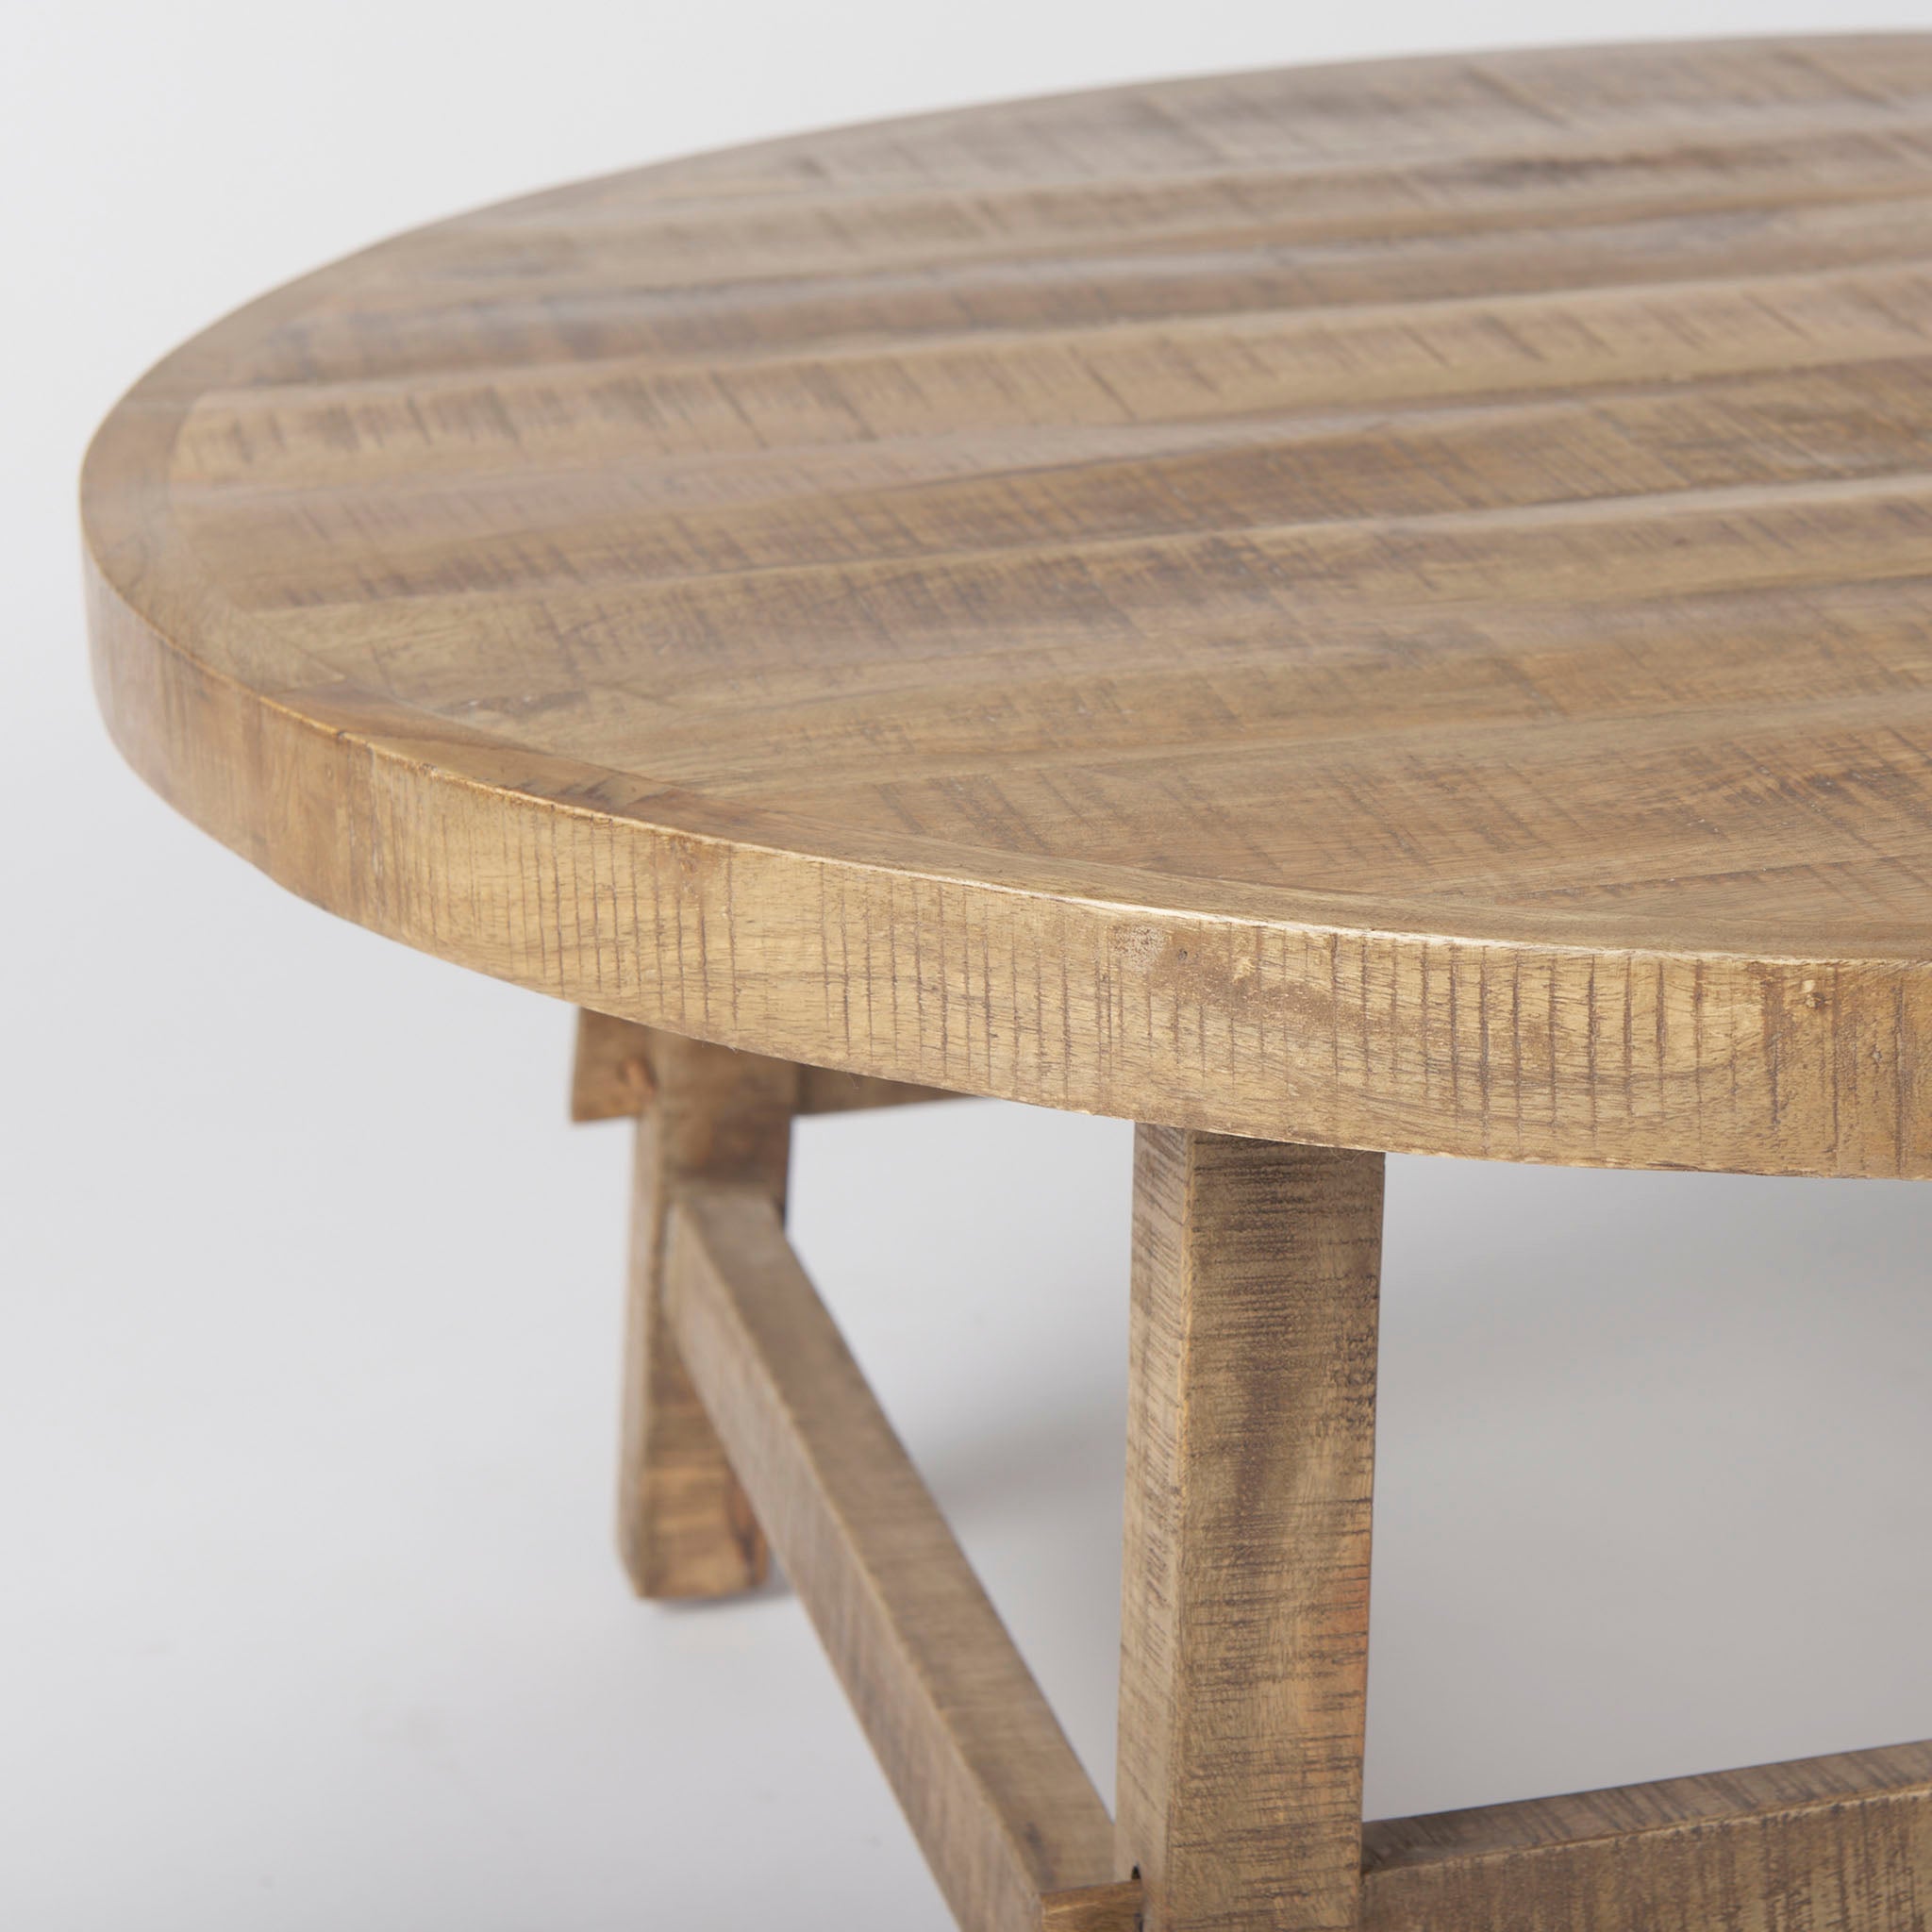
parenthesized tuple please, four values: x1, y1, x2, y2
(84, 34, 1932, 1932)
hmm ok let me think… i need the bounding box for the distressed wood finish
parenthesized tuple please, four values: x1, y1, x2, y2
(662, 1182, 1118, 1932)
(83, 35, 1932, 1932)
(85, 36, 1932, 1178)
(617, 1029, 793, 1597)
(573, 1008, 658, 1121)
(572, 1008, 961, 1124)
(1117, 1126, 1384, 1932)
(1038, 1882, 1147, 1932)
(1362, 1740, 1932, 1932)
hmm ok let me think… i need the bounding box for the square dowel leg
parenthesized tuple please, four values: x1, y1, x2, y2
(1117, 1126, 1385, 1932)
(615, 1029, 798, 1598)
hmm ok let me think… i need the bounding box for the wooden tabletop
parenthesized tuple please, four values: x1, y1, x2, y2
(85, 36, 1932, 1177)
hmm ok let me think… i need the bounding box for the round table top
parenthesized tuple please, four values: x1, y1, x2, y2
(85, 35, 1932, 1177)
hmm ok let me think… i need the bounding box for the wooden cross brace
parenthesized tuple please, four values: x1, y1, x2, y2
(574, 1012, 1932, 1932)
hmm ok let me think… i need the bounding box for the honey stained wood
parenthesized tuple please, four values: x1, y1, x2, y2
(572, 1008, 961, 1124)
(1361, 1739, 1932, 1932)
(1038, 1881, 1146, 1932)
(662, 1182, 1116, 1932)
(573, 1009, 658, 1121)
(1116, 1127, 1383, 1932)
(617, 1030, 793, 1596)
(83, 36, 1932, 1178)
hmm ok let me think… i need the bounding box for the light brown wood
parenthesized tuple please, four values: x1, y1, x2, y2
(84, 35, 1932, 1178)
(573, 1008, 960, 1124)
(1362, 1739, 1932, 1932)
(1116, 1126, 1383, 1932)
(662, 1181, 1116, 1931)
(1038, 1880, 1146, 1932)
(573, 1008, 658, 1122)
(617, 1030, 793, 1597)
(81, 35, 1932, 1932)
(795, 1060, 969, 1118)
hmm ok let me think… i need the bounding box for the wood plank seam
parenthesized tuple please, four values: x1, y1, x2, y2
(77, 34, 1932, 1932)
(89, 39, 1932, 1180)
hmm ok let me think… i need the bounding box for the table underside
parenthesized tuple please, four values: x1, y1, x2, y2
(575, 1010, 1932, 1932)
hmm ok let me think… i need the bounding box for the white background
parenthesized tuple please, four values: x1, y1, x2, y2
(8, 1, 1932, 1926)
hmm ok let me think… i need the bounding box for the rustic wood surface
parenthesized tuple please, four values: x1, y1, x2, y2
(663, 1181, 1119, 1932)
(572, 1008, 963, 1123)
(1037, 1881, 1146, 1932)
(1362, 1738, 1932, 1932)
(84, 34, 1932, 1177)
(1117, 1127, 1384, 1931)
(615, 1029, 792, 1596)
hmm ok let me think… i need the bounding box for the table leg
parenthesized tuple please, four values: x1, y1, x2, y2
(577, 1048, 1932, 1931)
(614, 1030, 796, 1598)
(572, 1010, 965, 1600)
(1116, 1125, 1385, 1932)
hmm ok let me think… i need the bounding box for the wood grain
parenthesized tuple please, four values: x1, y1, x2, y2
(573, 1008, 961, 1124)
(1362, 1739, 1932, 1932)
(573, 1008, 658, 1122)
(1116, 1126, 1383, 1931)
(1038, 1880, 1146, 1931)
(663, 1182, 1116, 1932)
(794, 1060, 970, 1118)
(616, 1030, 793, 1596)
(83, 35, 1932, 1176)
